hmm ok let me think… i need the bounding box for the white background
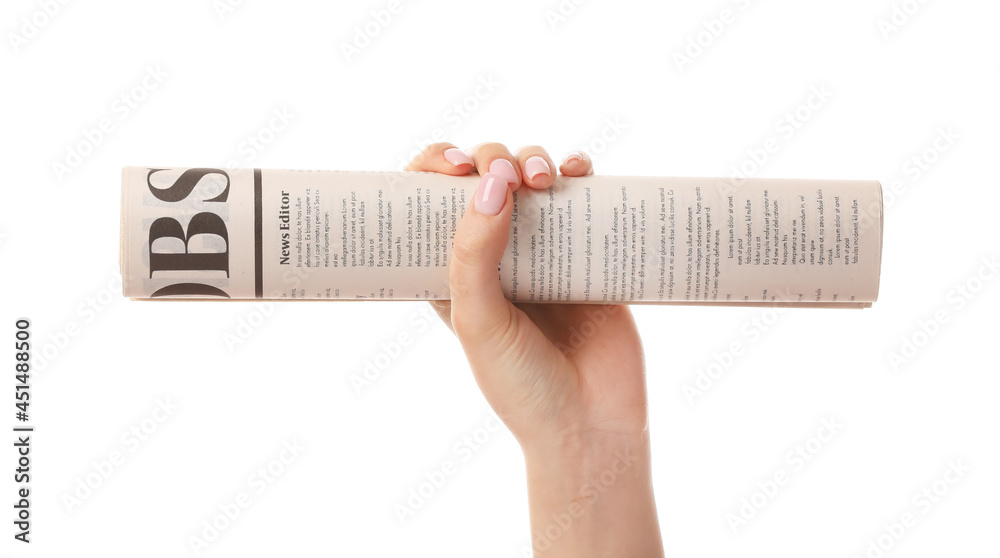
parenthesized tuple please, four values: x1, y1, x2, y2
(2, 0, 998, 556)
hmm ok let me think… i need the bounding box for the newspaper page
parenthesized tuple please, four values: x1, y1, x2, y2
(120, 167, 882, 307)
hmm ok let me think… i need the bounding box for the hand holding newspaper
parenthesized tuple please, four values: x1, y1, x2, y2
(120, 167, 882, 307)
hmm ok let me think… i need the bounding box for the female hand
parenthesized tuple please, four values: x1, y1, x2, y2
(406, 143, 663, 557)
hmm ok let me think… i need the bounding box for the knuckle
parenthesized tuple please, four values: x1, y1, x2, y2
(517, 145, 546, 158)
(426, 142, 455, 154)
(447, 244, 481, 300)
(475, 142, 510, 160)
(450, 237, 482, 271)
(407, 143, 455, 170)
(448, 270, 473, 302)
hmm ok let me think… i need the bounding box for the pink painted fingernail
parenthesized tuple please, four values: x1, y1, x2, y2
(562, 151, 585, 165)
(488, 158, 518, 185)
(474, 173, 508, 216)
(444, 148, 473, 167)
(524, 156, 551, 180)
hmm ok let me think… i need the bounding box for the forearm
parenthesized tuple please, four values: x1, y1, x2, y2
(522, 432, 664, 557)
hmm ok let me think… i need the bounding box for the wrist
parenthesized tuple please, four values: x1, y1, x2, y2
(521, 431, 663, 557)
(521, 429, 650, 474)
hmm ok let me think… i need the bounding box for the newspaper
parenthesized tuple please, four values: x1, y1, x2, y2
(120, 167, 882, 307)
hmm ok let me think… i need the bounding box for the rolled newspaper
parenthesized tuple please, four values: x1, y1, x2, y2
(120, 167, 882, 307)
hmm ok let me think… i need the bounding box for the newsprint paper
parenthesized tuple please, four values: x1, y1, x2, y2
(120, 167, 882, 308)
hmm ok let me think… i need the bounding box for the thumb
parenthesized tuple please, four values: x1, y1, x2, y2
(449, 173, 516, 353)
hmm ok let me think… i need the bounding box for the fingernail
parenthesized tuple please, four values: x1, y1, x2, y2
(474, 173, 508, 216)
(562, 151, 585, 165)
(524, 156, 551, 180)
(444, 148, 473, 167)
(488, 158, 518, 185)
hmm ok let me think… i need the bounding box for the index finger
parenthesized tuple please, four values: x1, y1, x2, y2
(405, 142, 476, 175)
